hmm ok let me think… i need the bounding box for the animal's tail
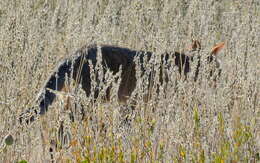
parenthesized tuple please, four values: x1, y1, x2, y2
(1, 47, 91, 149)
(0, 59, 76, 150)
(18, 51, 89, 125)
(19, 59, 74, 125)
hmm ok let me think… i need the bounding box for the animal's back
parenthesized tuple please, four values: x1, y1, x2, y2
(20, 44, 151, 124)
(20, 40, 224, 124)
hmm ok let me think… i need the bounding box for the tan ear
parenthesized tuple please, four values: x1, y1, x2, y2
(211, 42, 225, 56)
(187, 40, 201, 52)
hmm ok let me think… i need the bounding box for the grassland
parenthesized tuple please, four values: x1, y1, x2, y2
(0, 0, 259, 162)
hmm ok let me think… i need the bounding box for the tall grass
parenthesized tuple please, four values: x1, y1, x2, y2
(0, 0, 259, 162)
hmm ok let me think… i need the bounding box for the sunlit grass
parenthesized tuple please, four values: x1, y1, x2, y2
(0, 0, 259, 162)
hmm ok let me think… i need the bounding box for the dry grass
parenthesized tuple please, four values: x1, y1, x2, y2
(0, 0, 259, 162)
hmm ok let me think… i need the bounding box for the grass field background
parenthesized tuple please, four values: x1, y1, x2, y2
(0, 0, 259, 162)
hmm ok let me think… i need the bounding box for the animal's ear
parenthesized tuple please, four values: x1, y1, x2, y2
(185, 40, 201, 56)
(211, 42, 225, 56)
(187, 40, 201, 52)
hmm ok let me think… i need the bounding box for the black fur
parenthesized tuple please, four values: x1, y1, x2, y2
(19, 44, 220, 125)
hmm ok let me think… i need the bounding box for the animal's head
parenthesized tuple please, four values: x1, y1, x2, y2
(192, 42, 225, 81)
(186, 41, 225, 82)
(206, 42, 225, 79)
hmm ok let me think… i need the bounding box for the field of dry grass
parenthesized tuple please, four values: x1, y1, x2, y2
(0, 0, 259, 162)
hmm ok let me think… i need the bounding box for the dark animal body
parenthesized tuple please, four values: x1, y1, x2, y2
(19, 41, 224, 125)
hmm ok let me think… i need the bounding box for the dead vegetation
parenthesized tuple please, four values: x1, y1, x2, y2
(0, 0, 259, 162)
